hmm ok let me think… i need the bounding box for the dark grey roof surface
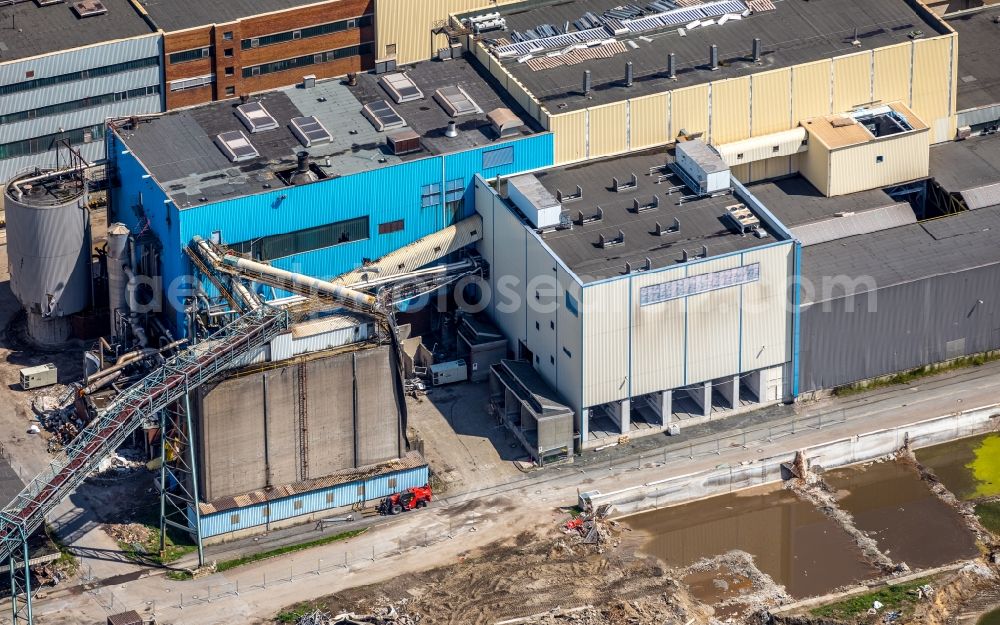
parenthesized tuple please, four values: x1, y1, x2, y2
(948, 7, 1000, 111)
(136, 0, 341, 32)
(529, 149, 775, 282)
(929, 133, 1000, 193)
(747, 176, 905, 228)
(117, 56, 539, 207)
(475, 0, 946, 112)
(0, 0, 154, 61)
(498, 359, 571, 416)
(802, 204, 1000, 304)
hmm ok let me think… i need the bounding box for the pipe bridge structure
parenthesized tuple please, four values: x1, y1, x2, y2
(0, 306, 289, 625)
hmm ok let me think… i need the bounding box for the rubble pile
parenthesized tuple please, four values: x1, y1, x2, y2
(562, 504, 619, 550)
(296, 604, 422, 625)
(106, 523, 153, 548)
(31, 388, 83, 448)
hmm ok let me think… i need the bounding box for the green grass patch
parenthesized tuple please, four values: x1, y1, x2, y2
(44, 523, 79, 575)
(165, 570, 192, 581)
(833, 353, 1000, 397)
(115, 502, 198, 566)
(275, 602, 321, 623)
(215, 528, 367, 574)
(810, 577, 932, 621)
(975, 501, 1000, 535)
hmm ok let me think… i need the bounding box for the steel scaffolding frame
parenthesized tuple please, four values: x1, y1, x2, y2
(0, 306, 289, 624)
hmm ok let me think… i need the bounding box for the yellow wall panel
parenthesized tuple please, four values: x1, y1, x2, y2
(872, 43, 912, 106)
(630, 267, 687, 395)
(832, 52, 873, 112)
(629, 93, 669, 150)
(686, 256, 742, 384)
(710, 77, 751, 144)
(791, 60, 832, 123)
(911, 35, 955, 141)
(827, 130, 930, 196)
(587, 102, 628, 158)
(751, 69, 792, 137)
(731, 163, 751, 183)
(549, 110, 587, 165)
(670, 85, 710, 140)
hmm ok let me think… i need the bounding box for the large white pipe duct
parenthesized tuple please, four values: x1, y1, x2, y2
(220, 254, 378, 312)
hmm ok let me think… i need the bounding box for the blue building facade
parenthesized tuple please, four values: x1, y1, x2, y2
(108, 130, 554, 333)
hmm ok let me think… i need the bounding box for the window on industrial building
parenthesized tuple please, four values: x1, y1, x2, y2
(356, 484, 364, 496)
(242, 42, 374, 78)
(230, 216, 370, 261)
(550, 320, 554, 329)
(169, 74, 215, 92)
(421, 183, 441, 208)
(230, 514, 240, 525)
(378, 219, 404, 235)
(876, 155, 885, 164)
(563, 347, 572, 358)
(535, 321, 539, 330)
(293, 500, 303, 510)
(535, 355, 540, 364)
(482, 146, 514, 169)
(239, 14, 373, 49)
(224, 48, 234, 57)
(565, 292, 578, 316)
(550, 355, 555, 364)
(225, 66, 235, 76)
(225, 86, 236, 96)
(736, 153, 744, 160)
(326, 493, 335, 504)
(169, 47, 211, 64)
(223, 31, 233, 40)
(0, 124, 105, 160)
(0, 56, 159, 97)
(388, 478, 397, 488)
(0, 85, 160, 125)
(772, 145, 780, 153)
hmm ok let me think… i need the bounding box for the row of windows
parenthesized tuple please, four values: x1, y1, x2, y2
(0, 124, 104, 160)
(0, 85, 160, 125)
(230, 216, 369, 261)
(242, 42, 373, 78)
(169, 47, 211, 64)
(378, 219, 404, 234)
(241, 14, 373, 50)
(0, 57, 159, 97)
(421, 178, 465, 208)
(227, 478, 399, 525)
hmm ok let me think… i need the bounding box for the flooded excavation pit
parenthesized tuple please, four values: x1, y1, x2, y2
(824, 460, 979, 569)
(623, 484, 879, 598)
(680, 561, 755, 618)
(916, 434, 1000, 501)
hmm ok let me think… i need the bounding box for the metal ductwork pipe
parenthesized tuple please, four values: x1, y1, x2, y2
(625, 61, 633, 87)
(583, 70, 592, 95)
(752, 38, 761, 63)
(710, 44, 719, 71)
(667, 53, 676, 80)
(221, 254, 379, 312)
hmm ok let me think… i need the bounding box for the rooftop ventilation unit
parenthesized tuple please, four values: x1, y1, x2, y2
(290, 116, 332, 147)
(214, 130, 259, 163)
(379, 72, 424, 104)
(362, 99, 406, 131)
(71, 0, 107, 17)
(488, 108, 524, 138)
(236, 101, 279, 133)
(433, 85, 482, 117)
(36, 0, 66, 6)
(387, 129, 421, 155)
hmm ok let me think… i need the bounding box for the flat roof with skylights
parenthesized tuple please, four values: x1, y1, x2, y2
(113, 55, 541, 207)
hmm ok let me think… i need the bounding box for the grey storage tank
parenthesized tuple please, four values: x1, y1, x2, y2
(4, 169, 92, 345)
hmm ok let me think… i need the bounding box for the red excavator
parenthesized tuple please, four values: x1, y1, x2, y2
(377, 485, 432, 515)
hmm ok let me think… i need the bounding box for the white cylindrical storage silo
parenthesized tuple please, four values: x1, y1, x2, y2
(4, 170, 92, 346)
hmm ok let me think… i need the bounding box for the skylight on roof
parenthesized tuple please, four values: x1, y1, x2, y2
(236, 101, 279, 133)
(290, 116, 333, 147)
(433, 86, 482, 117)
(214, 130, 259, 163)
(379, 72, 424, 104)
(362, 100, 406, 132)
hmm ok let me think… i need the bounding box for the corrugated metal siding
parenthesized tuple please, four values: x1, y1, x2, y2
(0, 141, 103, 185)
(791, 60, 832, 124)
(482, 183, 528, 352)
(750, 69, 792, 137)
(270, 325, 370, 362)
(670, 85, 710, 139)
(198, 465, 429, 537)
(525, 234, 559, 388)
(730, 163, 751, 183)
(873, 43, 912, 107)
(740, 244, 793, 372)
(581, 279, 630, 407)
(629, 93, 669, 150)
(549, 110, 587, 165)
(0, 34, 159, 85)
(710, 77, 751, 144)
(827, 129, 930, 196)
(685, 255, 742, 384)
(587, 102, 627, 158)
(716, 127, 807, 166)
(1, 67, 161, 114)
(799, 262, 1000, 392)
(556, 268, 583, 413)
(800, 138, 831, 196)
(832, 51, 873, 113)
(1, 96, 160, 144)
(629, 266, 686, 396)
(958, 104, 1000, 128)
(911, 36, 955, 142)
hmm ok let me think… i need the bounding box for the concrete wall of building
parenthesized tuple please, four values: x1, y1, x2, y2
(163, 0, 374, 109)
(195, 344, 404, 502)
(0, 34, 162, 182)
(485, 33, 959, 166)
(799, 261, 1000, 392)
(825, 128, 932, 196)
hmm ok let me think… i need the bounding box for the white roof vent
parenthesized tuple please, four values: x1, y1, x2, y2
(71, 0, 107, 17)
(290, 116, 332, 147)
(236, 101, 279, 133)
(214, 131, 259, 163)
(379, 72, 424, 104)
(434, 85, 482, 117)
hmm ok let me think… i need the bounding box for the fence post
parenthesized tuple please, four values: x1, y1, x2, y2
(207, 585, 211, 603)
(316, 559, 321, 575)
(371, 545, 376, 562)
(179, 593, 183, 610)
(263, 571, 266, 588)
